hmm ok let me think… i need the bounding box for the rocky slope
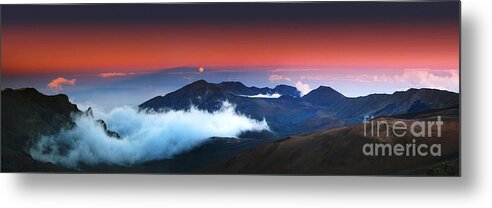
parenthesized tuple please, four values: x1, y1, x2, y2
(1, 88, 79, 172)
(1, 88, 118, 172)
(207, 107, 459, 175)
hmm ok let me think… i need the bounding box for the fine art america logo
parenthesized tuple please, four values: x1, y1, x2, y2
(362, 116, 444, 157)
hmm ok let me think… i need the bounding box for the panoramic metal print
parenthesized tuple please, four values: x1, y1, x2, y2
(1, 2, 460, 175)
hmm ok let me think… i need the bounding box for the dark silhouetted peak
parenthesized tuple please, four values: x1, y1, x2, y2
(302, 86, 346, 107)
(180, 79, 220, 92)
(13, 87, 40, 93)
(185, 79, 209, 88)
(3, 88, 42, 98)
(219, 81, 247, 88)
(273, 85, 301, 98)
(96, 119, 121, 139)
(2, 87, 72, 105)
(2, 87, 81, 171)
(391, 88, 457, 102)
(174, 79, 223, 96)
(274, 84, 295, 90)
(317, 86, 343, 94)
(217, 81, 253, 94)
(194, 79, 209, 84)
(83, 107, 94, 118)
(393, 88, 420, 96)
(139, 79, 226, 112)
(304, 86, 345, 99)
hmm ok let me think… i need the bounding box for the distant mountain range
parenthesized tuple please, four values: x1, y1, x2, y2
(140, 80, 459, 136)
(1, 81, 460, 174)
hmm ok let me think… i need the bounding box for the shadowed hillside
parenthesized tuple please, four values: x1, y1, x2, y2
(1, 88, 79, 172)
(1, 88, 119, 172)
(207, 107, 459, 175)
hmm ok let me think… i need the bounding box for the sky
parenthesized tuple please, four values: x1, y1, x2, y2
(1, 2, 460, 109)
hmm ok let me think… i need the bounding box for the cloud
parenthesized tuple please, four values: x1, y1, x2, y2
(29, 102, 270, 168)
(295, 81, 312, 96)
(99, 72, 136, 78)
(240, 93, 282, 99)
(373, 69, 459, 92)
(47, 77, 76, 90)
(268, 74, 291, 82)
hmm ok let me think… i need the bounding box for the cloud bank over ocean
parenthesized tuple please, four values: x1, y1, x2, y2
(30, 102, 269, 168)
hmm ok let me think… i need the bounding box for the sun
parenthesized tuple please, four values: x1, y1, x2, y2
(199, 67, 204, 73)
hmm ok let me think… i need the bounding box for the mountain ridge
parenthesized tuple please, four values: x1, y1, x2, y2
(1, 88, 79, 172)
(1, 88, 122, 172)
(1, 84, 460, 173)
(139, 80, 459, 136)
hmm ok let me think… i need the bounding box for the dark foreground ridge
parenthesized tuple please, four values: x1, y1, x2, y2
(1, 88, 118, 172)
(1, 88, 79, 172)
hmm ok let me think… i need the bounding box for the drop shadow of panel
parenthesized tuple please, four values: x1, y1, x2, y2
(459, 7, 479, 188)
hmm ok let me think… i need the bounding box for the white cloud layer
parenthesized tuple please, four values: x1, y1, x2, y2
(30, 102, 269, 168)
(240, 93, 282, 99)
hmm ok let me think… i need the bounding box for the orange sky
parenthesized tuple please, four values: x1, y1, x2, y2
(2, 21, 458, 75)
